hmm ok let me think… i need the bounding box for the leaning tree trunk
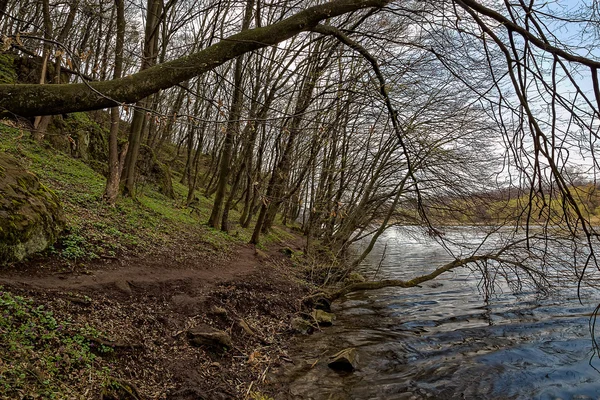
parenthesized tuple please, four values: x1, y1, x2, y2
(32, 0, 53, 141)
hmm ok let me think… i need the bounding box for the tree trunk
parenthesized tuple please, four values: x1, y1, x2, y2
(120, 0, 163, 197)
(32, 0, 53, 141)
(209, 0, 255, 231)
(250, 49, 326, 243)
(0, 0, 9, 25)
(322, 255, 519, 302)
(104, 0, 126, 204)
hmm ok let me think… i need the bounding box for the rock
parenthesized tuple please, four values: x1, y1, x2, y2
(345, 271, 366, 283)
(137, 144, 174, 199)
(291, 317, 313, 334)
(313, 296, 332, 313)
(312, 309, 335, 326)
(238, 319, 255, 336)
(187, 324, 232, 350)
(46, 113, 108, 166)
(254, 248, 268, 260)
(171, 294, 206, 316)
(328, 348, 358, 372)
(114, 280, 132, 296)
(209, 305, 228, 316)
(0, 154, 65, 263)
(281, 247, 294, 257)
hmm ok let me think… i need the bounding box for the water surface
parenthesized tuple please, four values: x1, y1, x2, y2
(280, 227, 600, 400)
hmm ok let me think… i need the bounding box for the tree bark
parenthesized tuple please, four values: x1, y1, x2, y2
(32, 0, 53, 141)
(103, 0, 126, 204)
(322, 254, 529, 302)
(0, 0, 8, 26)
(120, 0, 163, 197)
(209, 0, 255, 231)
(250, 49, 326, 244)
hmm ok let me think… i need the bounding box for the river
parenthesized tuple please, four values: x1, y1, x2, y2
(277, 227, 600, 400)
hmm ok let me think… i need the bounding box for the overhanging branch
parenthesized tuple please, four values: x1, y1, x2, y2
(326, 253, 541, 301)
(0, 0, 389, 117)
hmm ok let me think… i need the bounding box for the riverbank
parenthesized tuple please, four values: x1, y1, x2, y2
(0, 121, 329, 399)
(266, 226, 600, 400)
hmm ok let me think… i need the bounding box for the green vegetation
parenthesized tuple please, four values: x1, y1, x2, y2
(249, 392, 275, 400)
(0, 114, 301, 398)
(0, 288, 113, 399)
(0, 118, 290, 265)
(0, 53, 16, 84)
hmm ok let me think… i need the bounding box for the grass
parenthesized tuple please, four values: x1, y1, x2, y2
(0, 117, 292, 265)
(0, 120, 216, 261)
(422, 182, 600, 227)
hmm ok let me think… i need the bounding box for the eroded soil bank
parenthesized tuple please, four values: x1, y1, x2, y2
(0, 236, 312, 399)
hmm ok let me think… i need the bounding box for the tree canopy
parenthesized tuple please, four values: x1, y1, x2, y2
(3, 0, 600, 293)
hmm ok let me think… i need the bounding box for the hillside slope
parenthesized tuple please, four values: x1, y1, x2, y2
(0, 119, 309, 399)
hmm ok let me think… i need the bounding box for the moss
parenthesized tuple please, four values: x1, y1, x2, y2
(0, 116, 266, 263)
(46, 113, 109, 164)
(137, 144, 175, 199)
(0, 53, 17, 84)
(0, 153, 65, 263)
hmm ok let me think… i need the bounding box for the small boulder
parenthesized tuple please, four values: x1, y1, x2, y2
(209, 305, 228, 316)
(345, 271, 366, 283)
(114, 280, 132, 296)
(171, 294, 206, 316)
(237, 319, 255, 336)
(312, 309, 335, 326)
(254, 248, 268, 260)
(328, 348, 358, 372)
(0, 154, 65, 263)
(187, 324, 232, 350)
(313, 296, 332, 313)
(291, 317, 313, 334)
(281, 247, 294, 257)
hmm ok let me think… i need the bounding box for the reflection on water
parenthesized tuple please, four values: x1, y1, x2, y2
(278, 227, 600, 400)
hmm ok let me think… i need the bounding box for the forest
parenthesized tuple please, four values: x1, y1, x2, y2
(2, 0, 600, 398)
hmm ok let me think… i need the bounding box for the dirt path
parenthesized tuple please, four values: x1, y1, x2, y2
(0, 241, 308, 399)
(0, 245, 260, 298)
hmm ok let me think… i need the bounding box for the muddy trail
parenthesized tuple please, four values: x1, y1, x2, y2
(0, 239, 308, 399)
(0, 245, 259, 298)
